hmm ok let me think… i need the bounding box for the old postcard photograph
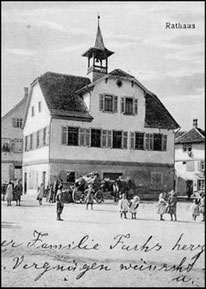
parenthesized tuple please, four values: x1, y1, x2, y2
(1, 1, 205, 287)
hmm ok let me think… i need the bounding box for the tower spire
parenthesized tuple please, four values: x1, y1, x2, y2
(82, 16, 114, 82)
(94, 14, 105, 50)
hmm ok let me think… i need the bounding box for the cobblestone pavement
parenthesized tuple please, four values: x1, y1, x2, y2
(1, 195, 205, 287)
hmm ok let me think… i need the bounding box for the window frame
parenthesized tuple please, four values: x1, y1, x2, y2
(112, 130, 123, 149)
(91, 128, 101, 148)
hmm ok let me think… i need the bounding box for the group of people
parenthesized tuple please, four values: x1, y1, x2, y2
(118, 193, 141, 219)
(4, 179, 23, 206)
(157, 190, 205, 222)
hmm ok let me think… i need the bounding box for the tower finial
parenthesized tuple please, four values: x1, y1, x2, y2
(97, 14, 100, 27)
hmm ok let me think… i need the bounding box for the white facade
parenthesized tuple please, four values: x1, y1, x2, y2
(23, 74, 177, 199)
(1, 93, 27, 183)
(175, 141, 205, 195)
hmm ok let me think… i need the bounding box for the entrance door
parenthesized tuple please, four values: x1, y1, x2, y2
(24, 172, 27, 194)
(186, 180, 193, 199)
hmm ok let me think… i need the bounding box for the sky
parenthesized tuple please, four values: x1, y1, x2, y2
(2, 1, 205, 131)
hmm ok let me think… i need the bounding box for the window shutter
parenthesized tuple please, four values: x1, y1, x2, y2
(130, 132, 135, 149)
(12, 118, 16, 127)
(121, 97, 125, 113)
(102, 130, 107, 147)
(134, 99, 138, 114)
(113, 96, 118, 113)
(79, 128, 86, 146)
(123, 132, 128, 149)
(61, 126, 67, 145)
(85, 129, 90, 146)
(149, 134, 153, 150)
(107, 131, 112, 148)
(162, 135, 167, 151)
(197, 161, 201, 171)
(145, 134, 149, 150)
(99, 94, 104, 111)
(46, 126, 49, 145)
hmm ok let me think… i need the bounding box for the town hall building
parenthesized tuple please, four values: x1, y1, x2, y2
(22, 18, 180, 198)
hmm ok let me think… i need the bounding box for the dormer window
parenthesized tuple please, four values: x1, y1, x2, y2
(121, 97, 138, 115)
(99, 94, 118, 113)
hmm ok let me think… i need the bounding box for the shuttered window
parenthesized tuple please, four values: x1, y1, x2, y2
(113, 131, 122, 149)
(102, 130, 107, 147)
(99, 94, 118, 113)
(68, 127, 79, 146)
(121, 97, 138, 115)
(135, 132, 144, 150)
(121, 97, 125, 113)
(107, 131, 112, 148)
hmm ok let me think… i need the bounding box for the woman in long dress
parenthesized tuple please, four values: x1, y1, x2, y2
(157, 192, 167, 221)
(6, 180, 13, 206)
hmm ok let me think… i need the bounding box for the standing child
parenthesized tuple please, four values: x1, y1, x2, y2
(5, 180, 13, 206)
(37, 183, 44, 205)
(119, 193, 129, 219)
(191, 198, 200, 221)
(129, 195, 140, 219)
(56, 184, 64, 221)
(85, 184, 94, 210)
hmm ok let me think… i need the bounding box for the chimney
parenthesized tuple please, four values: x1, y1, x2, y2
(24, 87, 29, 98)
(193, 119, 198, 128)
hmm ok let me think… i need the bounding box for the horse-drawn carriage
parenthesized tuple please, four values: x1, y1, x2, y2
(72, 172, 104, 203)
(71, 172, 136, 203)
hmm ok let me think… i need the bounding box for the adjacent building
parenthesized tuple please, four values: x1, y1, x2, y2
(22, 18, 180, 198)
(175, 119, 205, 197)
(1, 88, 28, 183)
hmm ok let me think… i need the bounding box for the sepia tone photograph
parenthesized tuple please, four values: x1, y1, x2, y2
(1, 1, 205, 287)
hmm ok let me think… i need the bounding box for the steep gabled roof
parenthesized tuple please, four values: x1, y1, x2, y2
(23, 72, 93, 127)
(145, 92, 180, 130)
(2, 95, 27, 121)
(38, 72, 91, 115)
(175, 127, 205, 144)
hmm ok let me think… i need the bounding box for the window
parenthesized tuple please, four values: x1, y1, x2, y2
(121, 97, 138, 115)
(68, 127, 79, 146)
(125, 98, 133, 115)
(113, 131, 122, 149)
(99, 94, 118, 113)
(36, 131, 40, 148)
(186, 161, 195, 171)
(31, 106, 34, 117)
(183, 144, 192, 152)
(105, 95, 113, 112)
(197, 180, 205, 191)
(145, 133, 153, 150)
(38, 101, 42, 112)
(153, 134, 162, 151)
(102, 130, 112, 148)
(91, 129, 101, 147)
(135, 132, 144, 150)
(198, 161, 205, 171)
(2, 138, 10, 152)
(12, 118, 23, 128)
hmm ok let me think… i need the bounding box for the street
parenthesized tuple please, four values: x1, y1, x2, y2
(1, 195, 205, 287)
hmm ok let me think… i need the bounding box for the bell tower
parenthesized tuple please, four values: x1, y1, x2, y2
(82, 15, 114, 82)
